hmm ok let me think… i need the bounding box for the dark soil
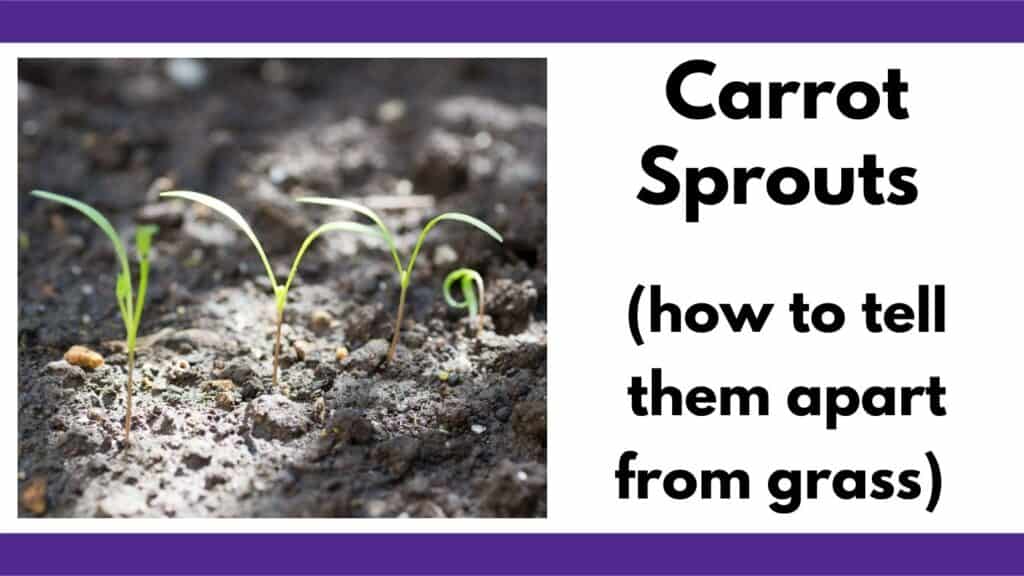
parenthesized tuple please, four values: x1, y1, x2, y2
(17, 59, 547, 518)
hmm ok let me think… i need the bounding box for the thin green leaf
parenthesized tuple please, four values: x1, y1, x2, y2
(131, 261, 150, 340)
(161, 191, 278, 291)
(31, 190, 134, 334)
(281, 221, 383, 298)
(295, 197, 403, 274)
(426, 213, 503, 243)
(443, 268, 470, 308)
(274, 286, 287, 312)
(443, 268, 483, 319)
(131, 225, 159, 345)
(407, 212, 503, 279)
(462, 274, 479, 319)
(135, 225, 158, 260)
(116, 272, 131, 328)
(31, 189, 131, 286)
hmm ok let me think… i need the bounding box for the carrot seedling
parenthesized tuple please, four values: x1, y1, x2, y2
(444, 268, 485, 332)
(30, 190, 158, 445)
(296, 197, 502, 361)
(160, 191, 378, 391)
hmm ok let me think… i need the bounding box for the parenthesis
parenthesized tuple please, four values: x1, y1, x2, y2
(925, 450, 941, 513)
(629, 284, 645, 347)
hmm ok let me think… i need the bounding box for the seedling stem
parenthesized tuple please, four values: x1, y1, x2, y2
(296, 197, 502, 362)
(272, 307, 284, 390)
(125, 350, 135, 443)
(30, 190, 157, 446)
(161, 191, 379, 390)
(389, 273, 410, 360)
(443, 267, 485, 332)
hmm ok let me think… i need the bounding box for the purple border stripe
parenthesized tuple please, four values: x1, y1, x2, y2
(2, 1, 1024, 42)
(0, 533, 1023, 574)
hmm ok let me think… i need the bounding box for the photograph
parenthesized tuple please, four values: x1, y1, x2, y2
(17, 58, 547, 518)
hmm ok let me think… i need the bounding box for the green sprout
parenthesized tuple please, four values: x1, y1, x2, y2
(296, 197, 502, 362)
(30, 190, 157, 445)
(161, 191, 378, 391)
(444, 268, 485, 332)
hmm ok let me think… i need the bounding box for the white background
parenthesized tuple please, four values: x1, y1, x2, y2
(7, 45, 1024, 531)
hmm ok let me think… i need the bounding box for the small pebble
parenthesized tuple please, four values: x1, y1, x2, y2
(474, 131, 493, 149)
(312, 397, 326, 423)
(335, 346, 349, 363)
(64, 345, 104, 370)
(269, 165, 290, 186)
(294, 340, 312, 361)
(471, 424, 487, 435)
(165, 58, 207, 89)
(365, 500, 388, 518)
(395, 179, 414, 196)
(50, 214, 67, 235)
(433, 244, 458, 267)
(310, 309, 333, 331)
(148, 175, 175, 196)
(20, 477, 47, 516)
(215, 390, 235, 410)
(377, 99, 406, 124)
(203, 379, 234, 393)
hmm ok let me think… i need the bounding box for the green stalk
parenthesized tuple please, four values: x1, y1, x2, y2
(295, 198, 503, 363)
(443, 267, 484, 333)
(162, 191, 377, 395)
(125, 349, 135, 445)
(30, 191, 157, 447)
(387, 273, 410, 362)
(272, 304, 284, 391)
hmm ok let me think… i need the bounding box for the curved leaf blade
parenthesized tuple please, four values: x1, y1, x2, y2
(135, 224, 159, 259)
(161, 190, 278, 291)
(31, 190, 135, 335)
(443, 267, 483, 318)
(132, 225, 158, 335)
(429, 212, 503, 243)
(281, 220, 384, 298)
(30, 189, 131, 280)
(296, 197, 402, 273)
(443, 270, 468, 309)
(408, 212, 503, 279)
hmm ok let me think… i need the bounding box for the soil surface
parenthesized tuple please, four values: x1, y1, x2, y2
(17, 59, 547, 518)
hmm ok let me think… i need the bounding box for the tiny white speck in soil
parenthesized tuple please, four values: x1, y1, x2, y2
(471, 424, 486, 435)
(395, 179, 413, 196)
(474, 131, 493, 149)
